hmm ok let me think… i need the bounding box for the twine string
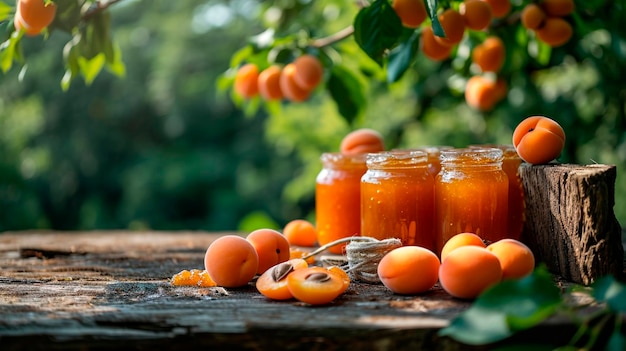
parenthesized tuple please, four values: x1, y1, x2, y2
(302, 236, 402, 284)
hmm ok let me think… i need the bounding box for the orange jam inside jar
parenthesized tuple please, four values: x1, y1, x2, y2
(435, 148, 509, 254)
(471, 144, 525, 240)
(361, 150, 435, 251)
(315, 152, 368, 254)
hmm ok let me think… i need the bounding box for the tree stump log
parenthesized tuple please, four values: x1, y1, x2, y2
(519, 163, 624, 285)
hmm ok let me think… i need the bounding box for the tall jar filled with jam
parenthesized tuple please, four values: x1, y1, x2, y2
(470, 144, 525, 240)
(361, 150, 435, 252)
(315, 152, 368, 254)
(435, 148, 509, 254)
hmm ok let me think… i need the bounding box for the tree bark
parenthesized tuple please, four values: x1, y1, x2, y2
(519, 163, 624, 285)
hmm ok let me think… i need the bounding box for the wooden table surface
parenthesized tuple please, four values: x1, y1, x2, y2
(0, 230, 622, 351)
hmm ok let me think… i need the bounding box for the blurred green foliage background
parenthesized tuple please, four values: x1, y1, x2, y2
(0, 0, 624, 233)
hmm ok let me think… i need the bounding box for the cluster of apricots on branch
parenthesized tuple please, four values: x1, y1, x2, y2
(12, 0, 56, 36)
(231, 0, 576, 113)
(233, 54, 325, 103)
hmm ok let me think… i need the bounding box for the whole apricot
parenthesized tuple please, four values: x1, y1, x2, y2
(257, 65, 284, 101)
(246, 228, 291, 275)
(292, 55, 324, 91)
(16, 0, 57, 35)
(482, 0, 511, 18)
(472, 36, 505, 73)
(464, 75, 507, 112)
(440, 232, 486, 262)
(460, 0, 493, 31)
(512, 115, 565, 164)
(487, 239, 535, 280)
(421, 26, 453, 61)
(521, 4, 546, 30)
(283, 219, 318, 247)
(434, 9, 466, 47)
(234, 63, 260, 99)
(279, 63, 311, 102)
(340, 128, 385, 155)
(540, 0, 575, 17)
(392, 0, 427, 28)
(204, 235, 259, 288)
(535, 17, 573, 47)
(439, 245, 502, 299)
(378, 246, 440, 295)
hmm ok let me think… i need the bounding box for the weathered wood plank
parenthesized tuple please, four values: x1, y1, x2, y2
(0, 230, 610, 351)
(519, 163, 624, 285)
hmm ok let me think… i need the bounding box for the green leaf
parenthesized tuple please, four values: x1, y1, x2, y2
(591, 276, 626, 313)
(439, 266, 563, 345)
(387, 29, 420, 83)
(327, 64, 366, 125)
(78, 53, 105, 85)
(425, 0, 445, 37)
(353, 0, 403, 66)
(0, 1, 11, 22)
(0, 31, 22, 73)
(606, 330, 626, 351)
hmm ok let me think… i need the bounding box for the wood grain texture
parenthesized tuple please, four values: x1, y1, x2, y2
(0, 231, 602, 351)
(519, 163, 624, 285)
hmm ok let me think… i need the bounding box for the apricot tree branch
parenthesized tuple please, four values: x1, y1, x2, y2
(82, 0, 125, 21)
(310, 25, 355, 48)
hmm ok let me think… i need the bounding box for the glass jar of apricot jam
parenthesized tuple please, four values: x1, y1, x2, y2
(470, 144, 525, 240)
(315, 152, 368, 254)
(361, 150, 436, 251)
(435, 147, 509, 254)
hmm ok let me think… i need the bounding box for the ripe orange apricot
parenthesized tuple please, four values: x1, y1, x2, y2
(13, 9, 42, 36)
(279, 63, 311, 102)
(512, 115, 565, 164)
(421, 26, 453, 61)
(293, 55, 324, 91)
(440, 232, 486, 262)
(255, 258, 308, 300)
(482, 0, 511, 18)
(487, 239, 535, 280)
(204, 235, 259, 288)
(340, 128, 385, 155)
(540, 0, 575, 17)
(257, 65, 283, 101)
(535, 17, 573, 47)
(16, 0, 57, 35)
(246, 228, 291, 275)
(434, 9, 466, 47)
(234, 63, 260, 99)
(464, 75, 507, 112)
(392, 0, 427, 28)
(521, 3, 546, 30)
(438, 245, 502, 299)
(287, 266, 346, 305)
(377, 246, 440, 295)
(460, 0, 493, 31)
(472, 36, 505, 73)
(283, 219, 318, 247)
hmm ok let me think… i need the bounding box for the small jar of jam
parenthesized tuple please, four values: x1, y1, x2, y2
(470, 144, 525, 240)
(315, 152, 368, 254)
(435, 147, 509, 254)
(360, 150, 435, 251)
